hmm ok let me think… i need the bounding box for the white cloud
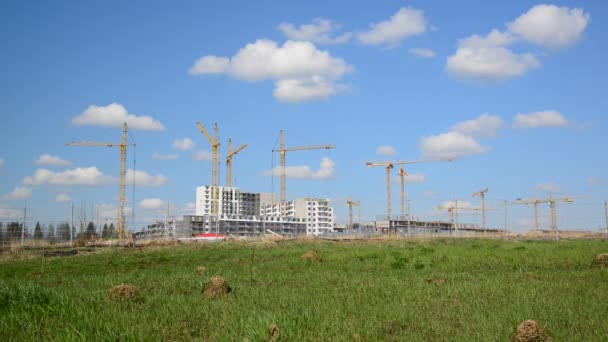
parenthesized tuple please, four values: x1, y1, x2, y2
(72, 103, 165, 131)
(405, 173, 426, 184)
(139, 198, 165, 210)
(0, 205, 20, 219)
(439, 200, 474, 210)
(55, 193, 71, 203)
(192, 150, 212, 161)
(376, 145, 397, 156)
(507, 5, 590, 49)
(96, 203, 132, 220)
(419, 131, 489, 159)
(278, 18, 352, 44)
(3, 187, 32, 200)
(513, 111, 569, 128)
(264, 157, 335, 179)
(152, 153, 179, 160)
(22, 167, 113, 186)
(35, 154, 71, 167)
(172, 138, 195, 151)
(358, 7, 427, 47)
(190, 39, 353, 102)
(534, 182, 562, 194)
(126, 169, 168, 187)
(446, 30, 539, 82)
(409, 48, 436, 58)
(450, 114, 505, 139)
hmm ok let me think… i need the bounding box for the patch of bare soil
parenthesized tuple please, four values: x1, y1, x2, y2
(425, 276, 447, 285)
(202, 276, 232, 298)
(300, 251, 322, 262)
(196, 266, 208, 275)
(513, 320, 552, 342)
(108, 283, 140, 301)
(592, 253, 608, 269)
(268, 323, 281, 342)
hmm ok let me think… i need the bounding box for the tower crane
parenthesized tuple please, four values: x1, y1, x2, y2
(514, 197, 573, 234)
(511, 198, 541, 231)
(437, 201, 485, 231)
(471, 188, 489, 229)
(346, 196, 361, 229)
(196, 121, 220, 215)
(365, 158, 451, 221)
(398, 167, 409, 220)
(272, 130, 335, 216)
(66, 122, 132, 239)
(226, 138, 247, 187)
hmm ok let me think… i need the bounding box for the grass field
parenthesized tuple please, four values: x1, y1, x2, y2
(1, 238, 607, 341)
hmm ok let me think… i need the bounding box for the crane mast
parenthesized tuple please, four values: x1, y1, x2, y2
(196, 121, 220, 215)
(346, 196, 360, 229)
(65, 122, 130, 239)
(514, 197, 573, 236)
(272, 130, 335, 216)
(472, 188, 488, 229)
(226, 138, 247, 187)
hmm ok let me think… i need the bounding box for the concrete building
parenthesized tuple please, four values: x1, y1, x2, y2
(262, 198, 334, 236)
(174, 214, 306, 237)
(196, 185, 275, 217)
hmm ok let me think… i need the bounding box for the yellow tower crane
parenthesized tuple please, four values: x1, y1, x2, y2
(226, 138, 247, 188)
(196, 121, 220, 215)
(346, 196, 361, 229)
(366, 159, 451, 221)
(272, 130, 335, 216)
(437, 201, 485, 231)
(66, 122, 132, 239)
(511, 198, 541, 231)
(471, 188, 489, 229)
(514, 197, 573, 236)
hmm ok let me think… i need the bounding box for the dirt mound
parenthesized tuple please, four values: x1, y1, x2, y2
(592, 253, 608, 268)
(513, 320, 552, 342)
(196, 266, 208, 275)
(202, 276, 232, 298)
(108, 283, 139, 301)
(425, 276, 447, 285)
(300, 251, 322, 262)
(268, 323, 281, 342)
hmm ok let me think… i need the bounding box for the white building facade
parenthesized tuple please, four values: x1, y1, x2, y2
(262, 198, 334, 236)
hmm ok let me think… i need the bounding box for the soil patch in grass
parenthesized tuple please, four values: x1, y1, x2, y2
(202, 276, 232, 298)
(592, 253, 608, 269)
(108, 283, 140, 301)
(300, 251, 321, 262)
(268, 323, 281, 342)
(196, 266, 208, 275)
(513, 320, 552, 342)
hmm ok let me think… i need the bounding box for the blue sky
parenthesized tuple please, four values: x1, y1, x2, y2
(1, 0, 607, 232)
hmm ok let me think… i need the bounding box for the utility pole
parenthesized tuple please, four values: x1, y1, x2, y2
(70, 202, 74, 246)
(21, 205, 26, 245)
(604, 200, 607, 234)
(504, 200, 508, 240)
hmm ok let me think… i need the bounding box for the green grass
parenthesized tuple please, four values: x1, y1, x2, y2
(1, 238, 607, 341)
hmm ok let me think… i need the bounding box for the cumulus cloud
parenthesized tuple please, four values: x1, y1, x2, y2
(72, 103, 165, 131)
(3, 187, 32, 200)
(264, 157, 335, 179)
(22, 167, 113, 186)
(35, 154, 71, 167)
(394, 172, 426, 184)
(409, 48, 436, 58)
(446, 30, 539, 82)
(140, 198, 165, 210)
(278, 18, 352, 44)
(507, 5, 590, 48)
(450, 114, 505, 139)
(419, 131, 489, 159)
(55, 193, 71, 203)
(513, 111, 569, 128)
(376, 145, 397, 156)
(190, 39, 353, 102)
(358, 7, 427, 47)
(172, 138, 195, 151)
(192, 150, 212, 161)
(439, 200, 474, 210)
(152, 153, 179, 160)
(126, 169, 168, 187)
(534, 182, 562, 194)
(446, 5, 588, 82)
(96, 203, 132, 220)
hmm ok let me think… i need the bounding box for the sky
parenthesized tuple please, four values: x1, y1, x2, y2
(1, 0, 607, 233)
